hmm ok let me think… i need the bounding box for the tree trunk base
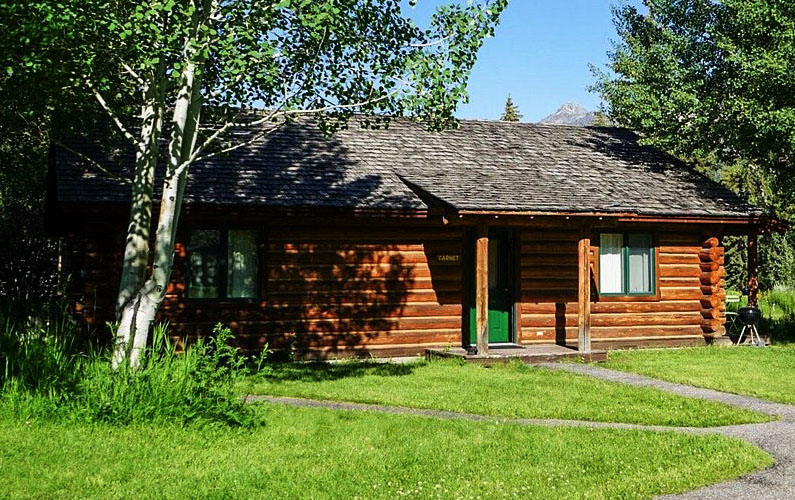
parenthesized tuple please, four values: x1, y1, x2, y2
(112, 291, 158, 369)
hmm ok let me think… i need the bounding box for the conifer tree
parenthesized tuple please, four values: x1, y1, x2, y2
(500, 94, 522, 122)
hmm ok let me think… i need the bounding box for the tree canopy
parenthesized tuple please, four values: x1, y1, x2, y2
(20, 0, 507, 366)
(594, 0, 795, 290)
(594, 0, 795, 216)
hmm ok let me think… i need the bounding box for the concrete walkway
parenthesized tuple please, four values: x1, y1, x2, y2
(248, 364, 795, 499)
(543, 363, 795, 500)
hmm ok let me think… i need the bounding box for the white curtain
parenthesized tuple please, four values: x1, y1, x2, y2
(628, 233, 652, 293)
(599, 233, 623, 294)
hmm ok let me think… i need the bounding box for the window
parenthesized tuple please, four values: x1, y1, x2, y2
(599, 233, 655, 295)
(187, 229, 259, 299)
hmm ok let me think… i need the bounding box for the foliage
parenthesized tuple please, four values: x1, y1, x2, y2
(67, 0, 509, 135)
(725, 233, 795, 292)
(244, 358, 769, 426)
(0, 404, 772, 500)
(594, 0, 795, 290)
(500, 94, 522, 121)
(0, 3, 118, 309)
(594, 0, 795, 209)
(0, 313, 260, 426)
(605, 343, 795, 404)
(591, 110, 611, 127)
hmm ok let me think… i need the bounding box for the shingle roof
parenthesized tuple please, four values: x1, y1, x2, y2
(53, 117, 760, 218)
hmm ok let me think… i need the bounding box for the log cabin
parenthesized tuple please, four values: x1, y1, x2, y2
(46, 118, 772, 358)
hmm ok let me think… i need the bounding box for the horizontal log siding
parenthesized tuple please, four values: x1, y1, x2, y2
(66, 215, 723, 356)
(518, 228, 719, 346)
(68, 223, 124, 328)
(164, 225, 465, 354)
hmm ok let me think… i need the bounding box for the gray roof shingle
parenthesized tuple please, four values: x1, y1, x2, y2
(53, 117, 759, 218)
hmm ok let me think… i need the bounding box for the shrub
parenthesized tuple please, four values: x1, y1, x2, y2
(1, 313, 263, 427)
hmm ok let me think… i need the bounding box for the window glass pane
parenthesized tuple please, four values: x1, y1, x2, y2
(228, 229, 258, 298)
(188, 230, 220, 298)
(599, 234, 623, 294)
(628, 233, 653, 294)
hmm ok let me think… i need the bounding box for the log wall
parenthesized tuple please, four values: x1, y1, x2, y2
(163, 224, 465, 356)
(65, 215, 726, 356)
(518, 226, 724, 347)
(67, 222, 124, 331)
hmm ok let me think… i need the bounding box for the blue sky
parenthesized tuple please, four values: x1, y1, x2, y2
(409, 1, 625, 122)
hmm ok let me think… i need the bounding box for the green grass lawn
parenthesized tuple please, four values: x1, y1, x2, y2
(0, 403, 772, 500)
(242, 359, 771, 427)
(604, 345, 795, 404)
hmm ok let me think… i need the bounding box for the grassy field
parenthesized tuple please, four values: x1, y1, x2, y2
(0, 403, 772, 500)
(605, 345, 795, 404)
(242, 359, 771, 427)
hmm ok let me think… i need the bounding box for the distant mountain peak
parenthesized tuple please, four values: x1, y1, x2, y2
(539, 102, 606, 126)
(558, 101, 588, 114)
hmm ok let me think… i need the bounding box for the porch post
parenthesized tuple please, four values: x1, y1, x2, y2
(748, 229, 759, 307)
(475, 223, 489, 355)
(577, 232, 591, 353)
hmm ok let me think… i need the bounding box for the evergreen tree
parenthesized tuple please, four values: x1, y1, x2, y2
(593, 0, 795, 291)
(500, 94, 522, 122)
(591, 110, 611, 127)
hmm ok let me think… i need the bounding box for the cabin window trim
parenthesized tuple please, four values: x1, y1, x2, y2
(597, 232, 657, 298)
(185, 228, 261, 300)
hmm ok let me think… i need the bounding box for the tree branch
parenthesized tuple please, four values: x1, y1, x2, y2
(408, 34, 454, 48)
(187, 123, 282, 167)
(121, 61, 146, 87)
(87, 83, 139, 145)
(280, 90, 399, 116)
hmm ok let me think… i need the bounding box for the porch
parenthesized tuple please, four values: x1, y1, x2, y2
(425, 343, 607, 365)
(459, 218, 766, 359)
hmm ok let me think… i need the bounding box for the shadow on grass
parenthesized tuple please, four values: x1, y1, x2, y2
(761, 317, 795, 345)
(259, 360, 422, 383)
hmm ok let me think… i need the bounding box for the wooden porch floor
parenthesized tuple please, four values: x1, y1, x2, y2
(425, 344, 607, 365)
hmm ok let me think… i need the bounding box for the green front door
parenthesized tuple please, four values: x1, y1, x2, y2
(469, 230, 513, 344)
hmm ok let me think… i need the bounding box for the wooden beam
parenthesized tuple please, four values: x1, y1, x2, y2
(748, 229, 759, 307)
(475, 224, 489, 355)
(577, 233, 591, 353)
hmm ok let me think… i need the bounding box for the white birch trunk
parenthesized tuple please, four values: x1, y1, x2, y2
(117, 60, 203, 368)
(112, 81, 163, 367)
(113, 0, 213, 368)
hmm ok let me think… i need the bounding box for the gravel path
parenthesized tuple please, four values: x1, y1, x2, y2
(246, 394, 710, 433)
(543, 363, 795, 500)
(248, 364, 795, 499)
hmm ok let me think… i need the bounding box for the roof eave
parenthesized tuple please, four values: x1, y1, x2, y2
(454, 209, 774, 227)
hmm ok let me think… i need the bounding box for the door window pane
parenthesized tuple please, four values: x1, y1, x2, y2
(628, 233, 653, 293)
(488, 239, 499, 291)
(188, 229, 220, 298)
(599, 233, 623, 294)
(228, 229, 258, 298)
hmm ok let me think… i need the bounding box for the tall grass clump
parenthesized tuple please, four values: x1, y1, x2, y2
(1, 311, 262, 427)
